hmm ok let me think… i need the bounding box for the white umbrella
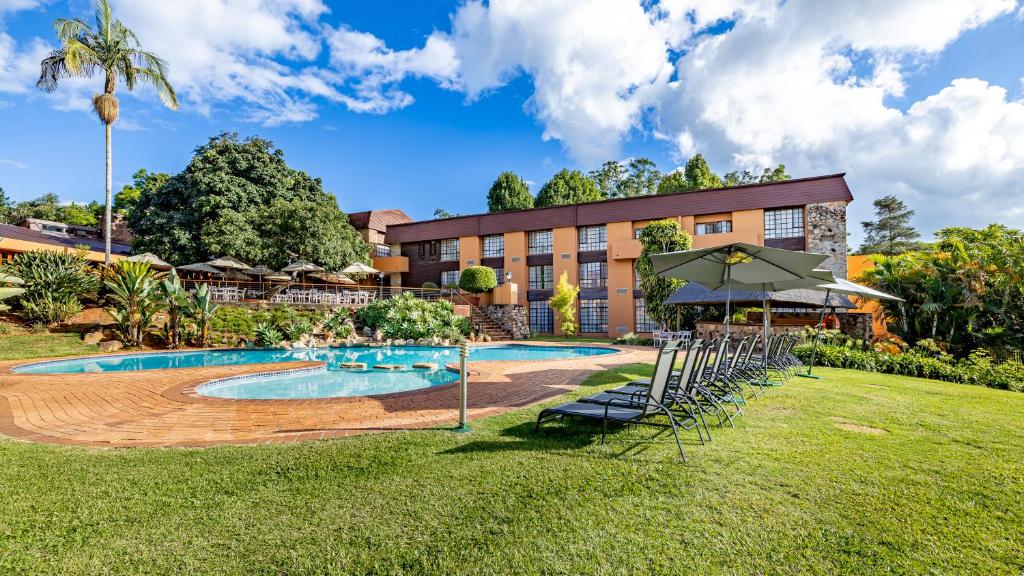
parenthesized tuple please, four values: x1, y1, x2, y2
(281, 260, 324, 273)
(798, 278, 904, 379)
(177, 262, 222, 275)
(653, 242, 829, 337)
(127, 252, 173, 269)
(206, 256, 252, 270)
(341, 262, 379, 275)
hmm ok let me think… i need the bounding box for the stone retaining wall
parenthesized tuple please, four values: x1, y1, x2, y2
(482, 305, 530, 339)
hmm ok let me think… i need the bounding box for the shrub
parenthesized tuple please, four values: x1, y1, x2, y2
(793, 344, 1024, 392)
(0, 321, 11, 335)
(459, 266, 497, 294)
(253, 321, 283, 347)
(29, 321, 48, 334)
(615, 332, 653, 346)
(322, 308, 354, 338)
(357, 292, 470, 341)
(549, 272, 579, 336)
(187, 284, 219, 347)
(105, 260, 162, 347)
(2, 250, 98, 325)
(282, 318, 314, 342)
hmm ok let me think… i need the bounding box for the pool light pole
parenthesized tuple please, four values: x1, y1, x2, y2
(454, 341, 471, 433)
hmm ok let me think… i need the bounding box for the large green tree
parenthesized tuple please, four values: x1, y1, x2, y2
(589, 158, 660, 198)
(858, 195, 922, 256)
(657, 154, 722, 194)
(37, 0, 178, 265)
(0, 187, 15, 224)
(6, 193, 98, 226)
(723, 164, 790, 186)
(486, 172, 533, 212)
(115, 169, 169, 220)
(636, 219, 692, 327)
(535, 169, 604, 207)
(129, 133, 370, 270)
(589, 161, 626, 198)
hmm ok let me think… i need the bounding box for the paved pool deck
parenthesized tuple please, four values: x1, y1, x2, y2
(0, 343, 656, 448)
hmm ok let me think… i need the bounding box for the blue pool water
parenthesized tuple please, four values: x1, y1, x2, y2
(14, 345, 617, 399)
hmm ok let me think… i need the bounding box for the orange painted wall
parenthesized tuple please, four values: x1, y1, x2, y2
(847, 254, 889, 337)
(0, 238, 122, 264)
(690, 209, 764, 249)
(458, 236, 481, 271)
(504, 231, 528, 305)
(551, 226, 578, 335)
(606, 221, 635, 338)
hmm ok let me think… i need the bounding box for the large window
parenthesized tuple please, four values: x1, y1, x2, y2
(764, 208, 804, 239)
(529, 265, 553, 289)
(579, 261, 607, 288)
(695, 220, 733, 235)
(482, 234, 504, 258)
(440, 270, 460, 287)
(528, 230, 553, 255)
(493, 267, 505, 285)
(374, 244, 391, 257)
(529, 300, 554, 333)
(578, 225, 607, 251)
(634, 263, 643, 290)
(634, 298, 658, 332)
(440, 239, 460, 261)
(579, 299, 608, 333)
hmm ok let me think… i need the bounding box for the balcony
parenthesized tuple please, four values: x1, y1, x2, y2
(372, 255, 409, 273)
(610, 239, 642, 260)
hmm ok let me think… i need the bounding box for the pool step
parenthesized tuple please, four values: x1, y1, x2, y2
(412, 362, 437, 370)
(372, 364, 403, 370)
(339, 362, 367, 369)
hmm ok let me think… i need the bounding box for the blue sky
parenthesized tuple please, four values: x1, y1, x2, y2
(1, 1, 1023, 244)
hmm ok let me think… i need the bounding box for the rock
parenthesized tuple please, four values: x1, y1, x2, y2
(372, 364, 403, 370)
(482, 334, 492, 343)
(373, 329, 384, 342)
(412, 362, 437, 370)
(98, 340, 123, 353)
(83, 331, 103, 345)
(362, 327, 373, 337)
(340, 362, 367, 369)
(292, 341, 308, 349)
(405, 339, 416, 346)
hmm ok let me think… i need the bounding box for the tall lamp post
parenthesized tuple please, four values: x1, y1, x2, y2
(378, 272, 385, 299)
(453, 341, 471, 433)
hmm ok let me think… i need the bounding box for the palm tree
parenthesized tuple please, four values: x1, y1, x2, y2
(36, 0, 178, 265)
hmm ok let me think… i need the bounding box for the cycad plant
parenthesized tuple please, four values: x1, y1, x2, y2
(159, 269, 189, 348)
(2, 250, 99, 325)
(36, 0, 178, 264)
(105, 260, 162, 347)
(188, 284, 219, 347)
(0, 273, 25, 313)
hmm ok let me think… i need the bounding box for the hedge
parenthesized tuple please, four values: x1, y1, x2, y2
(459, 266, 497, 294)
(793, 343, 1024, 392)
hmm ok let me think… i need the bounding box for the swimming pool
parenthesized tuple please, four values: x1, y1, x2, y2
(13, 345, 618, 399)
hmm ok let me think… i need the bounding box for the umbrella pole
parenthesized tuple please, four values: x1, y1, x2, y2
(798, 288, 830, 379)
(762, 283, 769, 371)
(723, 265, 732, 339)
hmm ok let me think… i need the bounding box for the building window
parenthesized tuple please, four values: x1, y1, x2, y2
(579, 299, 608, 333)
(764, 208, 804, 239)
(578, 261, 607, 288)
(440, 239, 459, 261)
(529, 300, 554, 333)
(374, 244, 391, 257)
(528, 230, 553, 255)
(493, 267, 505, 285)
(440, 270, 460, 287)
(695, 220, 733, 235)
(482, 234, 504, 258)
(529, 265, 553, 290)
(578, 225, 607, 251)
(634, 263, 643, 290)
(634, 227, 646, 239)
(635, 298, 658, 332)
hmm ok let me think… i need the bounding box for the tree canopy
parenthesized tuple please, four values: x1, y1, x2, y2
(858, 195, 922, 256)
(0, 192, 99, 226)
(115, 169, 169, 219)
(589, 158, 660, 198)
(636, 219, 692, 326)
(486, 172, 533, 212)
(535, 169, 604, 207)
(129, 133, 369, 270)
(657, 154, 789, 194)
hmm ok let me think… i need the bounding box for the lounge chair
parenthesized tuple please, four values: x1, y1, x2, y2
(535, 341, 692, 461)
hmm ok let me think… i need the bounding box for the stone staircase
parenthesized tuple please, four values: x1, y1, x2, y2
(469, 307, 513, 341)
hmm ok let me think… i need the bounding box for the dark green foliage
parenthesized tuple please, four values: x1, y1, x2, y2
(253, 321, 283, 347)
(128, 133, 370, 270)
(858, 195, 922, 255)
(535, 169, 604, 207)
(207, 305, 325, 346)
(487, 172, 534, 212)
(282, 318, 314, 342)
(4, 192, 99, 226)
(357, 292, 470, 341)
(722, 165, 790, 186)
(636, 220, 692, 326)
(458, 266, 497, 294)
(794, 344, 1024, 392)
(2, 250, 98, 325)
(104, 260, 162, 347)
(589, 158, 661, 198)
(114, 168, 169, 219)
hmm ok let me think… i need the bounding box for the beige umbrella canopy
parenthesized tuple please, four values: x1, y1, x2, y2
(127, 252, 173, 269)
(281, 260, 325, 273)
(177, 262, 222, 274)
(217, 269, 252, 281)
(341, 262, 379, 275)
(263, 273, 292, 282)
(245, 264, 276, 276)
(310, 271, 356, 285)
(206, 256, 252, 270)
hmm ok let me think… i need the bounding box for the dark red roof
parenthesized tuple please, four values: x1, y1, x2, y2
(348, 209, 413, 232)
(0, 223, 131, 255)
(386, 173, 853, 243)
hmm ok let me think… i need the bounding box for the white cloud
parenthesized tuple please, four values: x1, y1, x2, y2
(0, 158, 28, 170)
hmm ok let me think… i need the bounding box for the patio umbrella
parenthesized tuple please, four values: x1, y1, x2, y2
(245, 264, 275, 276)
(127, 252, 172, 269)
(797, 278, 903, 379)
(263, 273, 292, 282)
(217, 268, 251, 281)
(341, 262, 379, 275)
(652, 242, 829, 337)
(176, 262, 222, 275)
(206, 256, 251, 270)
(281, 260, 324, 273)
(310, 271, 356, 285)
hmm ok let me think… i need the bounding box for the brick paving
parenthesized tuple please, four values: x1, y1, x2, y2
(0, 344, 655, 448)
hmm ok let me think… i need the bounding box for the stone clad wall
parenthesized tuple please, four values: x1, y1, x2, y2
(482, 305, 530, 339)
(806, 201, 848, 279)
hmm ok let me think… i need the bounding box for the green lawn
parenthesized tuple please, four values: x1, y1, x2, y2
(0, 333, 99, 361)
(1, 364, 1023, 574)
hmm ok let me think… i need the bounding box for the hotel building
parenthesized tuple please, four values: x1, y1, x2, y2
(371, 174, 853, 339)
